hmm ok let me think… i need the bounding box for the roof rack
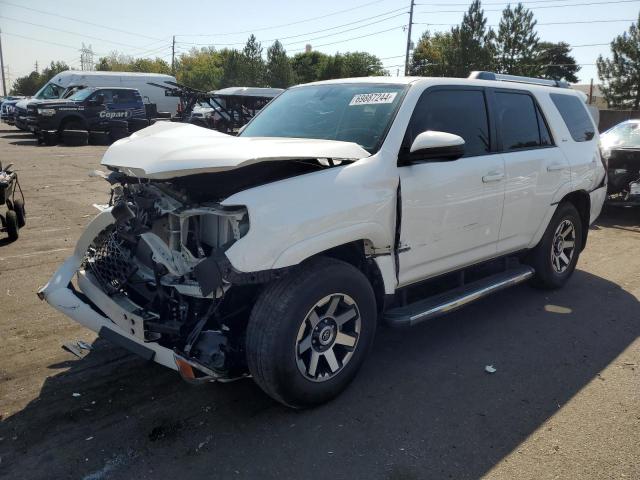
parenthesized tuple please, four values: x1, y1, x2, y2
(468, 71, 569, 89)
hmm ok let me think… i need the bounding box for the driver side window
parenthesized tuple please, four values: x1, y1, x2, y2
(404, 88, 491, 157)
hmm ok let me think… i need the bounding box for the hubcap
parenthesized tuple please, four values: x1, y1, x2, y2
(550, 219, 576, 274)
(295, 294, 361, 382)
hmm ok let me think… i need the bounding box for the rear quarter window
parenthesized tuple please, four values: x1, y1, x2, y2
(550, 93, 595, 142)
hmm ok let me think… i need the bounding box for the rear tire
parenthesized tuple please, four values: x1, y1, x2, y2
(246, 257, 377, 408)
(528, 202, 583, 289)
(6, 210, 18, 240)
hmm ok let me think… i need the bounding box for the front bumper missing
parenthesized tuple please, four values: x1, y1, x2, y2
(38, 210, 181, 373)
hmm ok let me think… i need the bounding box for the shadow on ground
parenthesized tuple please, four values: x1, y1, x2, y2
(1, 266, 638, 480)
(595, 203, 640, 232)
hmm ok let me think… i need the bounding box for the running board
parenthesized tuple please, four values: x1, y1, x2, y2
(385, 266, 534, 328)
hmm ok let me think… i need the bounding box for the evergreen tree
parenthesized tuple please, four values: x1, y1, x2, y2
(266, 40, 294, 88)
(496, 3, 539, 76)
(597, 13, 640, 108)
(450, 0, 495, 75)
(535, 42, 579, 83)
(242, 34, 265, 86)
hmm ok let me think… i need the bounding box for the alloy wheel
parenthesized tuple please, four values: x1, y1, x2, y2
(295, 294, 361, 382)
(550, 219, 576, 274)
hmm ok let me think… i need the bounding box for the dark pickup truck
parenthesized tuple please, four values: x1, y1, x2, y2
(27, 87, 148, 145)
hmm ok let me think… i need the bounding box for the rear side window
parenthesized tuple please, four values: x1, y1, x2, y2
(112, 90, 138, 104)
(550, 93, 595, 142)
(495, 91, 551, 151)
(406, 89, 490, 157)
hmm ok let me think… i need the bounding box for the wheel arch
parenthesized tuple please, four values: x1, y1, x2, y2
(59, 115, 88, 132)
(559, 189, 590, 251)
(309, 240, 387, 315)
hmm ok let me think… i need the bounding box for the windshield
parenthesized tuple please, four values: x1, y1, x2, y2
(68, 89, 95, 102)
(240, 83, 406, 153)
(34, 82, 65, 100)
(601, 122, 640, 149)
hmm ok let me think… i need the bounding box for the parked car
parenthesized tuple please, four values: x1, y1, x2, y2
(29, 87, 148, 145)
(13, 71, 179, 131)
(600, 119, 640, 205)
(39, 72, 606, 408)
(1, 97, 26, 125)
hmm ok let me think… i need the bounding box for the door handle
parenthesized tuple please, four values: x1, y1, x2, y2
(482, 171, 505, 183)
(547, 164, 565, 172)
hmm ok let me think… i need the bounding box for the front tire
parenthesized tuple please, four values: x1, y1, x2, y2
(246, 257, 377, 408)
(528, 202, 583, 289)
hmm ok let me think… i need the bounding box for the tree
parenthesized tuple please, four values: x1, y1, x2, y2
(535, 42, 579, 83)
(219, 48, 249, 87)
(96, 52, 171, 74)
(291, 51, 330, 83)
(266, 40, 294, 88)
(450, 0, 495, 75)
(410, 1, 495, 77)
(10, 61, 70, 95)
(496, 3, 539, 76)
(342, 52, 387, 77)
(409, 31, 457, 76)
(176, 47, 223, 90)
(597, 13, 640, 109)
(242, 34, 265, 86)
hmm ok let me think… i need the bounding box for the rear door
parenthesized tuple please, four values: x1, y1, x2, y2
(492, 89, 571, 253)
(398, 86, 506, 286)
(112, 90, 145, 119)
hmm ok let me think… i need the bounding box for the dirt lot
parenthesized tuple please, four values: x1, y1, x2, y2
(0, 125, 638, 480)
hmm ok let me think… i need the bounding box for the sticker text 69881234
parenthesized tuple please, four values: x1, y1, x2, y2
(349, 92, 398, 106)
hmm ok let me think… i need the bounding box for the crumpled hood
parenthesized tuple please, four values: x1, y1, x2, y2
(101, 121, 371, 179)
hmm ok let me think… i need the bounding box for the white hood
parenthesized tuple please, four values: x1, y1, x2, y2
(101, 122, 371, 179)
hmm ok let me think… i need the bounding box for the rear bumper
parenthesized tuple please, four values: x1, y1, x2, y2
(37, 210, 178, 371)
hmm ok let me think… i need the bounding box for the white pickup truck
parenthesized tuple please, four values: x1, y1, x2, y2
(39, 72, 607, 408)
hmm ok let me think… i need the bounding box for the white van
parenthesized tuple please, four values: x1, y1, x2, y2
(13, 71, 179, 129)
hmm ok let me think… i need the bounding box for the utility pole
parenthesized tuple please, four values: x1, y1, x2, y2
(0, 28, 6, 96)
(171, 35, 176, 75)
(35, 61, 39, 73)
(404, 0, 415, 76)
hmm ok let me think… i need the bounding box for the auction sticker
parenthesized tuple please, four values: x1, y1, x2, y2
(349, 92, 397, 106)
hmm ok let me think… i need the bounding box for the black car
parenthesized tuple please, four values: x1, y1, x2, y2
(600, 120, 640, 205)
(28, 87, 148, 145)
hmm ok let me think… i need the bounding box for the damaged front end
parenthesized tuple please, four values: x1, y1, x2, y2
(42, 171, 261, 382)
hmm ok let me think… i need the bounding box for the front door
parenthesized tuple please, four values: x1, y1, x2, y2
(398, 87, 505, 287)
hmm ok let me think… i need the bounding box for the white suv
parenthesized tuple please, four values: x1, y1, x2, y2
(39, 73, 607, 408)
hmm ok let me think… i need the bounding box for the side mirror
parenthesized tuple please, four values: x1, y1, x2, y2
(403, 130, 465, 164)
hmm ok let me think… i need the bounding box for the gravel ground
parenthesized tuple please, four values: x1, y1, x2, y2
(0, 125, 638, 480)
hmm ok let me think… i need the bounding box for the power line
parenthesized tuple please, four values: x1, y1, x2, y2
(1, 31, 109, 57)
(417, 0, 640, 14)
(0, 15, 148, 50)
(288, 25, 405, 52)
(414, 18, 636, 26)
(176, 9, 408, 46)
(0, 0, 162, 41)
(175, 0, 389, 36)
(416, 0, 576, 5)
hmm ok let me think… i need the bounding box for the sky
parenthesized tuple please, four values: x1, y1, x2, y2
(1, 0, 639, 92)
